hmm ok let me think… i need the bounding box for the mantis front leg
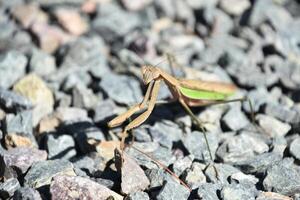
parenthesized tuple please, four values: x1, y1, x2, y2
(120, 80, 160, 150)
(108, 81, 155, 128)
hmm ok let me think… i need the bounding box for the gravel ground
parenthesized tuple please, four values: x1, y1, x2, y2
(0, 0, 300, 199)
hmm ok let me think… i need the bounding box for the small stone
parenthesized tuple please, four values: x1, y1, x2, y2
(221, 183, 256, 200)
(263, 160, 300, 196)
(236, 152, 282, 174)
(4, 110, 33, 136)
(13, 187, 42, 200)
(230, 172, 259, 185)
(132, 126, 152, 142)
(173, 155, 193, 176)
(55, 107, 89, 122)
(31, 22, 74, 53)
(29, 48, 56, 77)
(256, 191, 292, 200)
(205, 163, 240, 184)
(100, 73, 143, 105)
(265, 103, 300, 124)
(128, 143, 175, 169)
(125, 191, 150, 200)
(197, 183, 222, 200)
(54, 8, 89, 36)
(121, 0, 152, 11)
(5, 134, 35, 149)
(61, 71, 91, 91)
(183, 131, 219, 162)
(290, 137, 300, 160)
(50, 175, 123, 200)
(72, 156, 95, 176)
(0, 51, 27, 89)
(11, 3, 48, 28)
(2, 147, 47, 174)
(257, 114, 291, 138)
(24, 159, 75, 188)
(72, 85, 98, 109)
(220, 0, 250, 16)
(60, 36, 109, 79)
(0, 88, 32, 112)
(183, 162, 206, 190)
(222, 105, 250, 131)
(95, 141, 121, 164)
(38, 115, 60, 133)
(46, 134, 76, 160)
(13, 74, 54, 126)
(216, 133, 269, 164)
(92, 3, 142, 42)
(156, 180, 190, 200)
(145, 168, 172, 188)
(0, 178, 20, 199)
(149, 120, 183, 149)
(69, 121, 105, 153)
(93, 99, 124, 123)
(115, 149, 150, 194)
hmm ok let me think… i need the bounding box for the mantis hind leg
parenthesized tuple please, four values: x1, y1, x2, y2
(178, 98, 219, 179)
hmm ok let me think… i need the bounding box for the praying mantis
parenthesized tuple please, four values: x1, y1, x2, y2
(107, 56, 250, 165)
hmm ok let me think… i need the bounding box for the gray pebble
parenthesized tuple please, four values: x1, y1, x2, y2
(222, 104, 250, 131)
(183, 131, 219, 162)
(64, 121, 105, 153)
(93, 99, 124, 123)
(0, 178, 20, 199)
(216, 132, 268, 164)
(126, 191, 150, 200)
(230, 172, 259, 185)
(236, 152, 282, 174)
(149, 120, 183, 149)
(221, 183, 257, 200)
(46, 134, 76, 160)
(4, 110, 33, 136)
(24, 159, 75, 188)
(156, 180, 190, 200)
(29, 48, 56, 76)
(290, 137, 300, 160)
(13, 187, 42, 200)
(219, 0, 250, 16)
(92, 3, 144, 42)
(257, 114, 291, 138)
(72, 85, 98, 109)
(205, 163, 240, 184)
(173, 155, 193, 176)
(0, 88, 32, 112)
(197, 183, 222, 200)
(183, 162, 206, 189)
(0, 51, 27, 89)
(72, 156, 96, 176)
(100, 73, 143, 105)
(265, 102, 300, 124)
(263, 160, 300, 196)
(145, 168, 173, 188)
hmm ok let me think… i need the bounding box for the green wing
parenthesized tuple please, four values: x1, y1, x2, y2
(179, 86, 233, 100)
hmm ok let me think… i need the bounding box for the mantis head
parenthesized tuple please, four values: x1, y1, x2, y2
(141, 65, 160, 85)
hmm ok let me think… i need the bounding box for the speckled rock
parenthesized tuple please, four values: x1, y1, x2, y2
(0, 51, 27, 89)
(115, 149, 150, 194)
(24, 159, 75, 188)
(2, 147, 47, 174)
(50, 175, 123, 200)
